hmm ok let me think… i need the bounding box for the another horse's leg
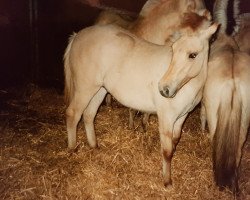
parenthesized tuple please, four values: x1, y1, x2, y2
(66, 88, 100, 149)
(83, 87, 107, 148)
(200, 102, 207, 132)
(158, 114, 174, 187)
(128, 108, 136, 129)
(141, 113, 150, 132)
(105, 93, 112, 106)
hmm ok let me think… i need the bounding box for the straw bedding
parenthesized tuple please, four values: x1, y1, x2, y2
(0, 86, 249, 199)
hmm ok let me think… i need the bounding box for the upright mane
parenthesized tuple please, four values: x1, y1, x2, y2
(131, 0, 180, 31)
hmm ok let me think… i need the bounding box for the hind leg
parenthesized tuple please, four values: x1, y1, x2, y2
(83, 87, 107, 148)
(200, 102, 207, 133)
(141, 113, 150, 132)
(66, 88, 100, 149)
(128, 109, 136, 129)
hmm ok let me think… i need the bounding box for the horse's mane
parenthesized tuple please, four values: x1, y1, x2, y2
(130, 0, 181, 35)
(140, 0, 179, 17)
(139, 0, 162, 17)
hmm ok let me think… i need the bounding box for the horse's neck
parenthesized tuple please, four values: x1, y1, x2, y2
(130, 14, 180, 45)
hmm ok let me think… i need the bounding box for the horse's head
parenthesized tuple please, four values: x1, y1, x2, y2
(159, 11, 218, 98)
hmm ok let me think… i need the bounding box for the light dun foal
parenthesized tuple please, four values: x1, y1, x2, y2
(64, 12, 217, 187)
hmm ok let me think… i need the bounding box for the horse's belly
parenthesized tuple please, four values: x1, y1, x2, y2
(107, 85, 156, 113)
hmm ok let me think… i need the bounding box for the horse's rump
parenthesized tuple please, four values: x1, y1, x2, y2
(95, 9, 136, 28)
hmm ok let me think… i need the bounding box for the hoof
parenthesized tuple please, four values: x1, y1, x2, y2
(89, 142, 98, 149)
(68, 144, 77, 149)
(68, 143, 80, 153)
(164, 180, 173, 189)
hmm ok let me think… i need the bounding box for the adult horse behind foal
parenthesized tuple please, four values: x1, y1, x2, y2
(64, 12, 217, 187)
(200, 0, 250, 194)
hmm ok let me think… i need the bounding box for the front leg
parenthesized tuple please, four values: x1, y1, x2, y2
(158, 116, 174, 187)
(172, 114, 188, 150)
(158, 113, 188, 187)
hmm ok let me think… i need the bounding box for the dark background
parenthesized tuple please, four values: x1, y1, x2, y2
(0, 0, 249, 90)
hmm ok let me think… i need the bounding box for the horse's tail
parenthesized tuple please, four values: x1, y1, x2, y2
(213, 0, 241, 35)
(213, 0, 229, 34)
(64, 32, 77, 106)
(232, 0, 240, 35)
(213, 81, 242, 193)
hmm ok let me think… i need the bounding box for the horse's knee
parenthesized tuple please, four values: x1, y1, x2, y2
(66, 107, 77, 126)
(66, 107, 74, 117)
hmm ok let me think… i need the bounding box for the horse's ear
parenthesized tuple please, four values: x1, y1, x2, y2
(197, 9, 212, 20)
(187, 0, 196, 12)
(202, 23, 219, 39)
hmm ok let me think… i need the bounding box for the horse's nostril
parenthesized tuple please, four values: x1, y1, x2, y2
(160, 86, 170, 97)
(164, 87, 170, 96)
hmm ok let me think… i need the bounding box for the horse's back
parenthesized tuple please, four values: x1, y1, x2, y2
(66, 24, 171, 112)
(70, 25, 136, 69)
(95, 9, 135, 29)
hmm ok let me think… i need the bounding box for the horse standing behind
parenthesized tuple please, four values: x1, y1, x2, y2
(200, 0, 250, 194)
(95, 0, 207, 129)
(64, 12, 217, 187)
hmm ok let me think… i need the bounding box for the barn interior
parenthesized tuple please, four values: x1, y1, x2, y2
(0, 0, 249, 199)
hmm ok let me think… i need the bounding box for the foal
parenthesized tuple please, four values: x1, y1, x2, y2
(64, 12, 217, 186)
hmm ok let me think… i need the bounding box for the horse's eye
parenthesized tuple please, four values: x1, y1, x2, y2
(189, 53, 198, 59)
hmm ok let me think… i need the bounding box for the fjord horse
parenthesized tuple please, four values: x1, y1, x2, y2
(95, 0, 207, 128)
(64, 12, 217, 187)
(200, 0, 250, 194)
